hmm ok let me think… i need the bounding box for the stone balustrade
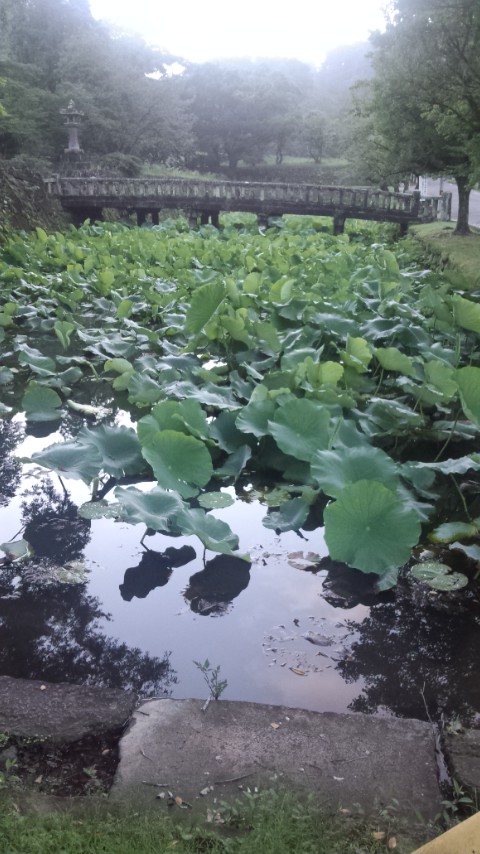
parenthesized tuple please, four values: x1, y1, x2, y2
(45, 175, 451, 232)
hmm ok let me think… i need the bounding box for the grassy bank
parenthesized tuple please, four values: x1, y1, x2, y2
(0, 789, 428, 854)
(408, 223, 480, 289)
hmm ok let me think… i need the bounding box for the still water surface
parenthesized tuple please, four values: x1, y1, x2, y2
(1, 414, 480, 725)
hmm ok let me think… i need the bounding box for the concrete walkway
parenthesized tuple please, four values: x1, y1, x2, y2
(111, 699, 442, 819)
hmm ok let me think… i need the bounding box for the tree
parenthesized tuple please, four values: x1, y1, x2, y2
(302, 111, 326, 163)
(366, 0, 480, 234)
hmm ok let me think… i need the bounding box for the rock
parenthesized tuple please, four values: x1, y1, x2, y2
(444, 729, 480, 793)
(0, 676, 136, 743)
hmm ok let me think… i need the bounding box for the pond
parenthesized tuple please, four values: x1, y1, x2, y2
(1, 410, 480, 727)
(1, 217, 480, 730)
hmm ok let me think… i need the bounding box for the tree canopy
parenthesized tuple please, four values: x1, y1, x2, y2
(363, 0, 480, 233)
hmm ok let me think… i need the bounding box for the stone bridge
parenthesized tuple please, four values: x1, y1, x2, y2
(45, 176, 452, 233)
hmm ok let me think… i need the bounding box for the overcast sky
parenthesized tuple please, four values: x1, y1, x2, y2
(88, 0, 388, 65)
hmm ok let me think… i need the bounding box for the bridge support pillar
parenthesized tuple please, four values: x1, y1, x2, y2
(70, 207, 103, 226)
(151, 210, 160, 226)
(333, 213, 346, 235)
(399, 222, 409, 236)
(210, 211, 219, 228)
(257, 213, 271, 227)
(137, 210, 146, 227)
(200, 211, 209, 225)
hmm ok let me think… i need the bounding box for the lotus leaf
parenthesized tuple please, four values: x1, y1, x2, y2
(22, 383, 63, 422)
(175, 507, 241, 556)
(324, 480, 421, 574)
(262, 497, 310, 532)
(141, 430, 213, 498)
(268, 399, 332, 462)
(114, 486, 186, 530)
(456, 366, 480, 425)
(410, 561, 468, 591)
(311, 446, 399, 498)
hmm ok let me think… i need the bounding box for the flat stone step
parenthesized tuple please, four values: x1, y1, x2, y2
(111, 699, 442, 818)
(0, 676, 136, 743)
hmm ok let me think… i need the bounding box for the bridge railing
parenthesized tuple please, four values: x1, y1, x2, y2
(45, 176, 450, 221)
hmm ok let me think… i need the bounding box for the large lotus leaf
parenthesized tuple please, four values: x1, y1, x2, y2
(186, 280, 226, 336)
(210, 411, 251, 452)
(114, 486, 186, 530)
(311, 446, 399, 498)
(262, 497, 310, 532)
(165, 380, 239, 410)
(361, 398, 425, 437)
(175, 507, 241, 556)
(22, 383, 63, 422)
(127, 373, 164, 405)
(424, 361, 457, 401)
(411, 456, 480, 476)
(215, 445, 252, 479)
(452, 295, 480, 334)
(324, 480, 421, 575)
(18, 345, 55, 377)
(410, 561, 468, 591)
(78, 425, 145, 478)
(29, 440, 103, 483)
(235, 400, 276, 438)
(141, 430, 213, 498)
(340, 336, 373, 373)
(456, 366, 480, 425)
(268, 399, 331, 462)
(138, 400, 210, 444)
(374, 347, 416, 377)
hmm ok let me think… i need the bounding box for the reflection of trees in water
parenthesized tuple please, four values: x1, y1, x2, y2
(0, 418, 23, 504)
(120, 545, 196, 601)
(1, 475, 176, 696)
(21, 478, 91, 563)
(184, 554, 252, 616)
(335, 577, 480, 726)
(0, 564, 176, 697)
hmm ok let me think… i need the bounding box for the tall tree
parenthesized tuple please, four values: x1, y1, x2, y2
(366, 0, 480, 233)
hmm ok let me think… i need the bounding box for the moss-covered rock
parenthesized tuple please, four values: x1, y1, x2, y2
(0, 160, 68, 239)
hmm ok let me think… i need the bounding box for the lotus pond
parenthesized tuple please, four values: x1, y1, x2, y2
(0, 215, 480, 725)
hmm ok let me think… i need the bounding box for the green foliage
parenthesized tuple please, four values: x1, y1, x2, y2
(4, 216, 480, 578)
(193, 658, 228, 700)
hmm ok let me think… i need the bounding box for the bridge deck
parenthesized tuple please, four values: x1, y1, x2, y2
(46, 176, 451, 230)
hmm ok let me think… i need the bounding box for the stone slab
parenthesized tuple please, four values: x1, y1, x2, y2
(444, 729, 480, 792)
(0, 676, 136, 743)
(111, 699, 442, 818)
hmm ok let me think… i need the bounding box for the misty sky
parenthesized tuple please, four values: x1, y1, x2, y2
(88, 0, 388, 65)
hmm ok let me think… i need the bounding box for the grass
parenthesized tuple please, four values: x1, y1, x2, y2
(408, 223, 480, 290)
(0, 788, 430, 854)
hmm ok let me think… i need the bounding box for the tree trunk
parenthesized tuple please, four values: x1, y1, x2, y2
(454, 176, 471, 235)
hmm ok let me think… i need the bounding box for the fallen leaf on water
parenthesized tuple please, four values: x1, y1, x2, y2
(34, 775, 43, 784)
(270, 722, 281, 729)
(387, 837, 397, 849)
(333, 776, 344, 781)
(40, 685, 47, 691)
(156, 791, 166, 799)
(372, 831, 386, 840)
(290, 667, 306, 676)
(339, 808, 351, 815)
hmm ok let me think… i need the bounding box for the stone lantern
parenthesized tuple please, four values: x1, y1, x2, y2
(60, 99, 84, 154)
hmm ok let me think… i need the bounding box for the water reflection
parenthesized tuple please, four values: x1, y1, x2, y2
(120, 545, 196, 601)
(336, 576, 480, 726)
(0, 564, 176, 696)
(22, 478, 91, 563)
(0, 419, 23, 505)
(184, 554, 252, 616)
(321, 558, 394, 609)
